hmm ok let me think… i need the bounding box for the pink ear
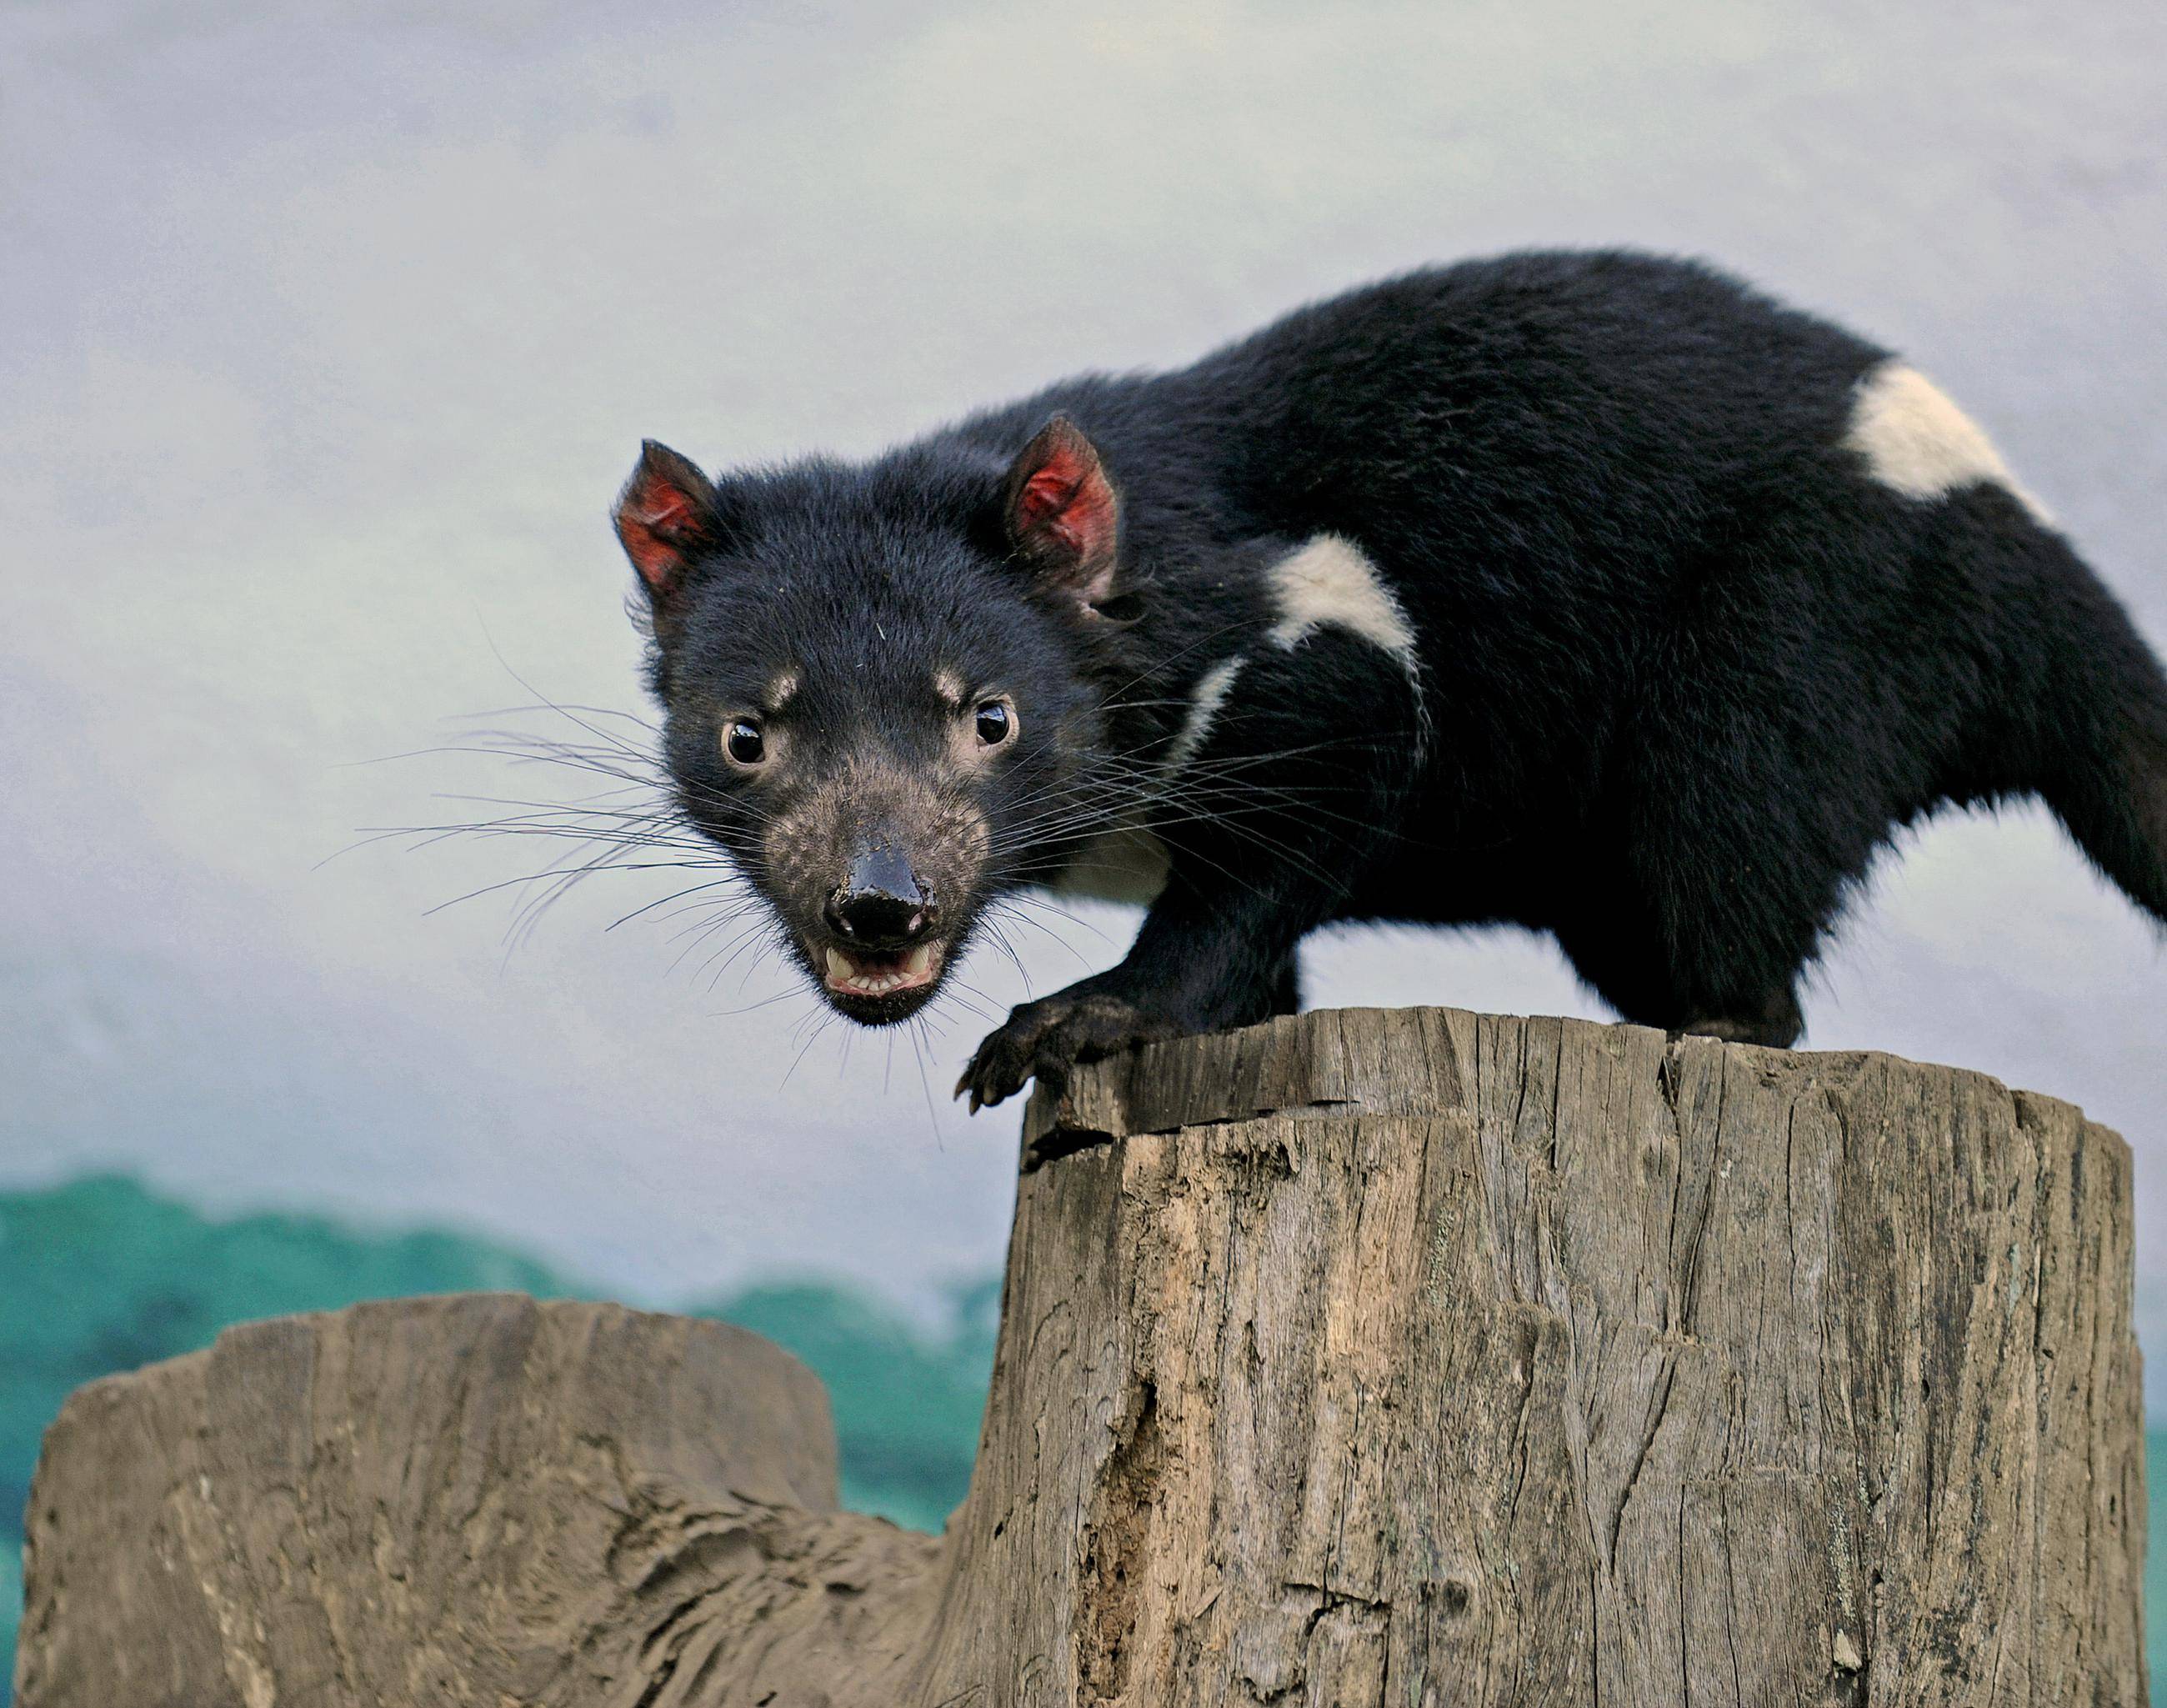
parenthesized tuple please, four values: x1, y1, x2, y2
(1002, 416, 1120, 603)
(613, 440, 721, 599)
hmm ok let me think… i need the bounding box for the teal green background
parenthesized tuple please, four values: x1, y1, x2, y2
(0, 1179, 2155, 1695)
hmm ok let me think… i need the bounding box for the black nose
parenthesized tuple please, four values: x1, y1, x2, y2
(825, 844, 938, 948)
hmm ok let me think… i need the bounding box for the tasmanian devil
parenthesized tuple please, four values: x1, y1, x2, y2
(608, 249, 2167, 1110)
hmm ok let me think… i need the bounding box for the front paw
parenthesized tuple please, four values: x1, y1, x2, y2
(954, 986, 1183, 1113)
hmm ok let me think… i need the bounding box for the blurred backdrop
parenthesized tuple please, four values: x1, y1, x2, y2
(2, 0, 2163, 1689)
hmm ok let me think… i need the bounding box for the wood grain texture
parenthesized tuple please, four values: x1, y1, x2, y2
(991, 1008, 2149, 1705)
(15, 1009, 2149, 1705)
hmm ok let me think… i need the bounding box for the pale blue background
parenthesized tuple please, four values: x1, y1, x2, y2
(3, 0, 2162, 1686)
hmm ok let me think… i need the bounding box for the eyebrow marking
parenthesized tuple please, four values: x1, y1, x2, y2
(933, 669, 967, 708)
(765, 669, 801, 710)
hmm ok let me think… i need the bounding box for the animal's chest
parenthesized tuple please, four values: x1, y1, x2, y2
(1043, 819, 1171, 907)
(1033, 533, 1425, 912)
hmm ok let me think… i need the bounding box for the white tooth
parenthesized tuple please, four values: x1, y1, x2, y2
(903, 945, 933, 976)
(825, 948, 852, 981)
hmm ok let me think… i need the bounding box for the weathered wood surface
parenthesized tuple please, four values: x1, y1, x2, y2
(12, 1295, 943, 1706)
(14, 1007, 2149, 1705)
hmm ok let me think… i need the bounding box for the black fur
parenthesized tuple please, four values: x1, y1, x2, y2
(611, 249, 2167, 1109)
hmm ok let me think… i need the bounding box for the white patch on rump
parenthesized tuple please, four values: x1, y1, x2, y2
(1266, 533, 1419, 660)
(1844, 362, 2051, 523)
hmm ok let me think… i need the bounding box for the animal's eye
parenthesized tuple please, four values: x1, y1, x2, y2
(974, 699, 1014, 747)
(723, 719, 767, 766)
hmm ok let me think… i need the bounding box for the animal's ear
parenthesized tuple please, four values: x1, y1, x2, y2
(1000, 415, 1121, 608)
(613, 440, 724, 607)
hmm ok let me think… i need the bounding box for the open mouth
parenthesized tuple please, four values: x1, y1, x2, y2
(813, 940, 945, 1009)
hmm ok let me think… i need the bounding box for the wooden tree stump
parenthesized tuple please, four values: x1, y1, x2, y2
(14, 1009, 2150, 1705)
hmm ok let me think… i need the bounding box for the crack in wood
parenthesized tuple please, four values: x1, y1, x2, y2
(1076, 1377, 1164, 1704)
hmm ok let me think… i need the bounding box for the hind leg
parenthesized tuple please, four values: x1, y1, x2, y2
(1553, 900, 1808, 1047)
(1561, 524, 1921, 1048)
(1676, 986, 1804, 1048)
(1554, 716, 1864, 1051)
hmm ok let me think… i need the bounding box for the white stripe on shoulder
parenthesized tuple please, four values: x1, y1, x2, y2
(1266, 533, 1419, 660)
(1166, 656, 1244, 772)
(1844, 361, 2051, 523)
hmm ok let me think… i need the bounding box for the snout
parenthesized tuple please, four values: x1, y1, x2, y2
(809, 841, 949, 1018)
(824, 844, 940, 949)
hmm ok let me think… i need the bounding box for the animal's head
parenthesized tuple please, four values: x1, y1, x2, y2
(612, 418, 1133, 1024)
